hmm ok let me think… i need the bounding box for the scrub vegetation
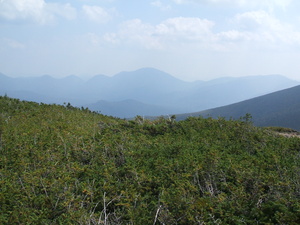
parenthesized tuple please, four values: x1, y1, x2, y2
(1, 96, 300, 224)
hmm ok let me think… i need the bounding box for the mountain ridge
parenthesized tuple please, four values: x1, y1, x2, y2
(1, 67, 299, 118)
(176, 84, 300, 130)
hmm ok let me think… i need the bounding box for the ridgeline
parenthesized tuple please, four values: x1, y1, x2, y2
(1, 96, 300, 224)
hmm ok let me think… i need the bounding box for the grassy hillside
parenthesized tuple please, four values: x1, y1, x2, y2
(1, 96, 300, 224)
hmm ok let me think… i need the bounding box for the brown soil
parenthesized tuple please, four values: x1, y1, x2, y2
(276, 131, 300, 138)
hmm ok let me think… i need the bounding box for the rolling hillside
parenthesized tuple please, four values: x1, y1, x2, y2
(177, 85, 300, 130)
(1, 96, 300, 224)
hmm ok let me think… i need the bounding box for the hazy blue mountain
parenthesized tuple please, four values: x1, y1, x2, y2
(79, 68, 189, 104)
(0, 90, 53, 104)
(0, 74, 88, 105)
(177, 75, 299, 111)
(86, 99, 178, 118)
(177, 85, 300, 130)
(79, 69, 299, 114)
(0, 68, 299, 118)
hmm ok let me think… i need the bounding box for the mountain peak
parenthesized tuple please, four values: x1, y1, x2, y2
(113, 67, 184, 84)
(0, 72, 9, 78)
(87, 74, 110, 83)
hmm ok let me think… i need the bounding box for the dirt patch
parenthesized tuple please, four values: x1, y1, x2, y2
(275, 131, 300, 138)
(265, 127, 300, 138)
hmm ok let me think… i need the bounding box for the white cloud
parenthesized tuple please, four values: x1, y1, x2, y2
(157, 17, 214, 40)
(172, 0, 293, 10)
(235, 10, 286, 31)
(104, 12, 300, 53)
(151, 1, 172, 11)
(103, 33, 119, 44)
(0, 0, 76, 24)
(222, 10, 300, 45)
(47, 3, 76, 21)
(2, 38, 26, 49)
(0, 0, 49, 23)
(111, 17, 215, 49)
(172, 0, 187, 3)
(118, 19, 161, 49)
(217, 30, 252, 42)
(86, 33, 102, 46)
(82, 5, 112, 23)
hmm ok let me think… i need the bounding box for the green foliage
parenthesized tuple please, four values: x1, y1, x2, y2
(1, 96, 300, 224)
(266, 126, 299, 133)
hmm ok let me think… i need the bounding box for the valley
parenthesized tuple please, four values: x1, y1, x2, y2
(1, 68, 299, 122)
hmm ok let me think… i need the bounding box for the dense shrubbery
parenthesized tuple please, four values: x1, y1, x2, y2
(1, 96, 300, 224)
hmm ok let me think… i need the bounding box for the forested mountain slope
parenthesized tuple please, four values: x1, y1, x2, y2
(178, 85, 300, 131)
(1, 96, 300, 224)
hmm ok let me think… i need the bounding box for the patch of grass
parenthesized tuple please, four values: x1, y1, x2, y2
(265, 126, 299, 133)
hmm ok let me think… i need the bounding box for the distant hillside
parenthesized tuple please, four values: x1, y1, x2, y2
(177, 85, 300, 130)
(86, 99, 177, 118)
(1, 68, 299, 117)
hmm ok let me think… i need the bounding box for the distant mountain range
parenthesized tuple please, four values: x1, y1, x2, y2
(0, 68, 299, 118)
(86, 99, 173, 118)
(177, 85, 300, 131)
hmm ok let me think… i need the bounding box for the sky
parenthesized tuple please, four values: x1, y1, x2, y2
(1, 0, 300, 81)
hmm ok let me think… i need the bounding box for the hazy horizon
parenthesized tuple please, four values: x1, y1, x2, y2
(1, 0, 300, 81)
(1, 67, 300, 83)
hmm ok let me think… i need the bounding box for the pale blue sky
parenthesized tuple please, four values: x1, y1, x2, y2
(1, 0, 300, 81)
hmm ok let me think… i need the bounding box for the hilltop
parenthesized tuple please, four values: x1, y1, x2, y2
(1, 96, 300, 224)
